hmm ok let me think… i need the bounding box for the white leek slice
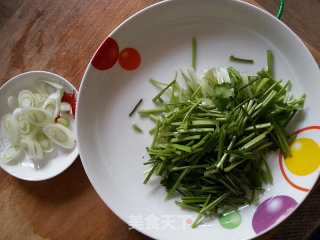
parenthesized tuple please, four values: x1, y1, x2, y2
(57, 117, 69, 127)
(1, 145, 22, 163)
(37, 80, 63, 95)
(23, 107, 54, 126)
(13, 108, 30, 134)
(43, 123, 75, 149)
(1, 114, 19, 144)
(8, 96, 18, 109)
(18, 90, 37, 108)
(60, 102, 72, 112)
(35, 132, 53, 152)
(34, 93, 46, 105)
(42, 92, 62, 118)
(21, 137, 43, 160)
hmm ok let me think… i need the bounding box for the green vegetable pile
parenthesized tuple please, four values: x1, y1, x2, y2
(138, 50, 305, 228)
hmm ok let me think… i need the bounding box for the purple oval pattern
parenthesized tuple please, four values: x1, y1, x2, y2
(252, 195, 297, 234)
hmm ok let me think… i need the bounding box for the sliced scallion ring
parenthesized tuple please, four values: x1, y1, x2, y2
(43, 123, 75, 149)
(35, 132, 53, 152)
(57, 117, 69, 127)
(8, 96, 18, 109)
(34, 93, 46, 105)
(21, 137, 43, 160)
(60, 102, 72, 112)
(37, 80, 63, 95)
(18, 90, 37, 108)
(13, 108, 30, 134)
(1, 114, 19, 144)
(1, 145, 22, 163)
(23, 107, 55, 126)
(42, 92, 62, 118)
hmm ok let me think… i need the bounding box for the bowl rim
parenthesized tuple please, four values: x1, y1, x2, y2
(0, 70, 79, 181)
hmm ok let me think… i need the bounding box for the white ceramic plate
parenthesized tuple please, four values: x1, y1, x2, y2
(77, 0, 320, 239)
(0, 71, 78, 181)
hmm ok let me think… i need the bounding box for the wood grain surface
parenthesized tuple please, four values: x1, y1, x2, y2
(0, 1, 319, 239)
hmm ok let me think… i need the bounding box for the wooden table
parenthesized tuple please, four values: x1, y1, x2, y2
(0, 0, 319, 239)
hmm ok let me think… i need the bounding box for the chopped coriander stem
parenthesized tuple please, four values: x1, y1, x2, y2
(245, 123, 271, 131)
(129, 98, 143, 116)
(191, 194, 211, 228)
(171, 164, 209, 171)
(182, 199, 206, 203)
(194, 113, 225, 118)
(217, 135, 237, 169)
(164, 105, 193, 126)
(190, 85, 201, 100)
(224, 159, 246, 172)
(149, 127, 156, 135)
(149, 114, 160, 121)
(152, 77, 176, 102)
(252, 141, 273, 153)
(170, 135, 201, 143)
(251, 188, 258, 203)
(261, 90, 277, 107)
(178, 128, 215, 134)
(149, 78, 168, 86)
(168, 143, 192, 153)
(237, 77, 260, 92)
(276, 80, 291, 97)
(156, 160, 166, 176)
(138, 107, 168, 114)
(230, 55, 254, 63)
(259, 81, 281, 101)
(226, 175, 240, 190)
(175, 201, 201, 212)
(170, 76, 177, 104)
(143, 168, 153, 175)
(288, 133, 297, 145)
(267, 50, 273, 77)
(151, 119, 160, 148)
(272, 119, 291, 157)
(234, 133, 255, 147)
(201, 186, 224, 191)
(143, 159, 158, 165)
(182, 196, 208, 201)
(171, 148, 203, 163)
(192, 133, 212, 150)
(216, 117, 227, 122)
(200, 177, 215, 185)
(261, 152, 273, 184)
(191, 214, 202, 228)
(217, 128, 226, 164)
(191, 119, 217, 126)
(166, 168, 191, 199)
(240, 127, 273, 150)
(200, 192, 230, 214)
(183, 98, 202, 129)
(283, 110, 298, 128)
(143, 163, 158, 184)
(218, 178, 242, 195)
(192, 38, 197, 69)
(147, 147, 175, 155)
(132, 124, 143, 133)
(255, 78, 269, 94)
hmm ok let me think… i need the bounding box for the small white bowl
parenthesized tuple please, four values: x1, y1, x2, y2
(0, 71, 78, 181)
